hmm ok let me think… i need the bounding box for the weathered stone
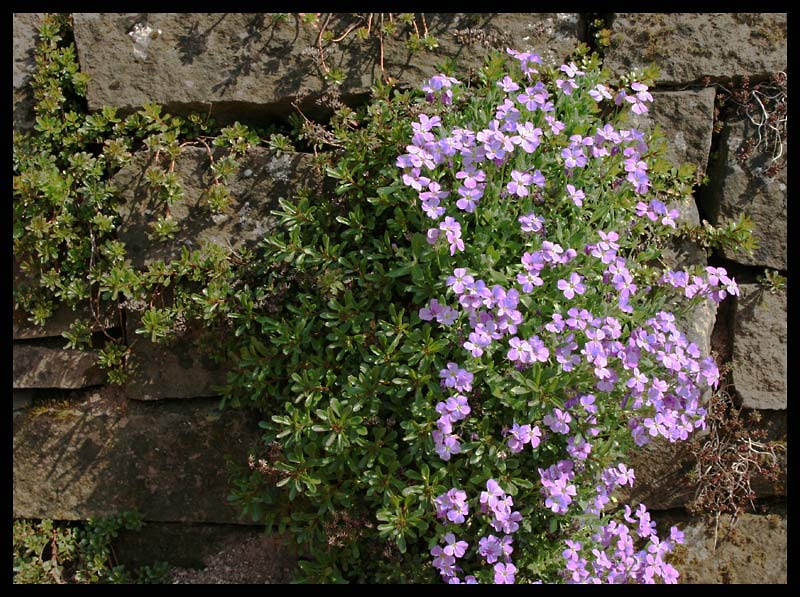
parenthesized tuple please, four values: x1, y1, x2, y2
(630, 89, 716, 175)
(606, 13, 787, 84)
(624, 438, 697, 510)
(731, 284, 786, 410)
(13, 344, 106, 389)
(113, 523, 296, 580)
(653, 505, 787, 584)
(13, 386, 262, 524)
(72, 13, 581, 122)
(113, 147, 327, 268)
(702, 117, 787, 270)
(124, 314, 226, 400)
(13, 302, 117, 340)
(13, 13, 44, 131)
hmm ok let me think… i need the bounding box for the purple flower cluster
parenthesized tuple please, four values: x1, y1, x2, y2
(615, 81, 654, 115)
(560, 506, 684, 583)
(538, 460, 577, 514)
(635, 199, 680, 228)
(660, 265, 740, 304)
(431, 532, 477, 583)
(404, 50, 731, 584)
(504, 422, 542, 453)
(434, 487, 469, 524)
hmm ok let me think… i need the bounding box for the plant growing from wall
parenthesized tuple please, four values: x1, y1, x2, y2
(223, 44, 745, 583)
(13, 13, 281, 383)
(13, 512, 169, 584)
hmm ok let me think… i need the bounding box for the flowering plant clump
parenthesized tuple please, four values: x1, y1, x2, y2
(391, 48, 734, 583)
(225, 45, 739, 583)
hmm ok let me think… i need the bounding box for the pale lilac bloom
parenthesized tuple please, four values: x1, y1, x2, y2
(545, 114, 565, 134)
(442, 532, 468, 558)
(510, 121, 543, 153)
(566, 184, 585, 207)
(494, 562, 517, 584)
(497, 75, 520, 92)
(507, 170, 533, 197)
(478, 535, 504, 564)
(557, 272, 586, 299)
(589, 83, 613, 102)
(518, 211, 545, 234)
(556, 78, 579, 95)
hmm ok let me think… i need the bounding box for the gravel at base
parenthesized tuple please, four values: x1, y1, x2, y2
(168, 533, 297, 584)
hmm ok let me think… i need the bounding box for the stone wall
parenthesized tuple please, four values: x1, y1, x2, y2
(12, 13, 787, 583)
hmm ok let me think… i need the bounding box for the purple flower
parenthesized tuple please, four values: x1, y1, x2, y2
(566, 184, 585, 207)
(440, 362, 473, 392)
(543, 408, 572, 434)
(589, 83, 613, 102)
(510, 121, 543, 153)
(447, 268, 474, 295)
(442, 532, 468, 558)
(494, 562, 517, 584)
(507, 170, 533, 197)
(478, 535, 503, 564)
(557, 272, 586, 300)
(497, 75, 520, 92)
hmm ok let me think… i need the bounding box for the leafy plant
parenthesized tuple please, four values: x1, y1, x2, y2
(222, 46, 745, 583)
(13, 512, 170, 584)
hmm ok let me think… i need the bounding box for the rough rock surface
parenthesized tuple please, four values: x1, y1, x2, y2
(630, 89, 716, 175)
(654, 504, 787, 584)
(123, 314, 227, 400)
(113, 147, 327, 268)
(13, 386, 262, 524)
(13, 13, 44, 131)
(731, 285, 787, 410)
(72, 13, 581, 122)
(702, 117, 787, 270)
(13, 302, 117, 340)
(605, 13, 787, 84)
(13, 344, 106, 389)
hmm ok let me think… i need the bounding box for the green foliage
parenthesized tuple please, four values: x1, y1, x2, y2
(218, 47, 738, 583)
(13, 13, 266, 383)
(13, 513, 170, 584)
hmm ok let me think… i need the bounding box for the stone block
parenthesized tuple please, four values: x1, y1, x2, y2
(72, 13, 581, 122)
(630, 89, 716, 175)
(702, 117, 787, 270)
(13, 387, 262, 524)
(124, 314, 227, 400)
(732, 284, 786, 410)
(13, 344, 106, 389)
(605, 13, 787, 84)
(113, 147, 326, 268)
(13, 13, 44, 131)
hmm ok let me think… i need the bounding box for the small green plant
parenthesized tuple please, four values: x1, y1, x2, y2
(13, 14, 273, 384)
(757, 268, 786, 293)
(13, 512, 170, 584)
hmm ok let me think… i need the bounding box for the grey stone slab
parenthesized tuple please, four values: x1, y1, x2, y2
(605, 13, 787, 84)
(13, 344, 106, 389)
(72, 13, 581, 122)
(113, 147, 326, 268)
(13, 387, 262, 524)
(654, 506, 787, 584)
(732, 284, 786, 410)
(702, 117, 787, 270)
(123, 314, 226, 400)
(13, 13, 44, 131)
(630, 89, 716, 176)
(13, 302, 117, 340)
